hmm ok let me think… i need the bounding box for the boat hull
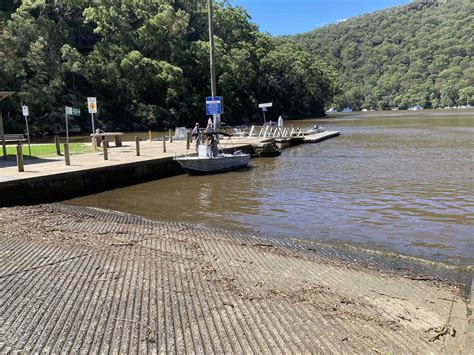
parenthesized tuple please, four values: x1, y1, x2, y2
(175, 154, 251, 174)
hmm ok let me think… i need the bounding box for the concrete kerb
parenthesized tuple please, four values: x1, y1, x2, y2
(466, 274, 474, 352)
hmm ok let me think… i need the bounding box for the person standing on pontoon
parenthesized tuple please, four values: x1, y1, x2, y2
(192, 122, 200, 151)
(205, 122, 214, 133)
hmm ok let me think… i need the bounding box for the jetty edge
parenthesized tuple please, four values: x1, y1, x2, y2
(0, 204, 471, 353)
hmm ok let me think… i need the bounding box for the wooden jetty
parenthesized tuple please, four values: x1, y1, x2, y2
(303, 130, 341, 143)
(0, 127, 341, 206)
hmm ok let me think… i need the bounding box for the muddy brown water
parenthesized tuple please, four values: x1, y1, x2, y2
(67, 110, 474, 267)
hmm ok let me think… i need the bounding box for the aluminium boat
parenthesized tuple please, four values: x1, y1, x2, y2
(174, 132, 250, 174)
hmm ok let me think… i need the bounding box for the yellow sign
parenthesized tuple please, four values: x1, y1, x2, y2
(87, 97, 97, 114)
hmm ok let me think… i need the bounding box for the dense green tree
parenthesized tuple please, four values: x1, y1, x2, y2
(0, 0, 338, 134)
(289, 0, 473, 110)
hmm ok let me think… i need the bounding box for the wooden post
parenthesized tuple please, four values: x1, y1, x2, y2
(148, 130, 152, 142)
(0, 110, 6, 160)
(162, 136, 166, 153)
(63, 143, 70, 166)
(16, 143, 24, 172)
(186, 131, 191, 150)
(135, 136, 140, 156)
(54, 135, 61, 155)
(103, 138, 108, 160)
(169, 129, 173, 143)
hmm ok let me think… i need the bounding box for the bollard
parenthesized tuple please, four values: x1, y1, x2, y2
(64, 143, 71, 166)
(135, 136, 140, 156)
(148, 130, 152, 142)
(16, 143, 24, 172)
(169, 129, 173, 143)
(162, 136, 166, 153)
(186, 131, 191, 150)
(103, 139, 108, 160)
(54, 135, 61, 155)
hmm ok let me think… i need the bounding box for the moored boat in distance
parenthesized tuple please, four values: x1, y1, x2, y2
(326, 107, 337, 113)
(342, 107, 352, 112)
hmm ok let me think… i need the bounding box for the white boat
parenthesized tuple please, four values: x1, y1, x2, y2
(409, 105, 423, 111)
(326, 107, 337, 113)
(361, 108, 368, 112)
(342, 107, 352, 112)
(175, 151, 250, 174)
(174, 132, 250, 174)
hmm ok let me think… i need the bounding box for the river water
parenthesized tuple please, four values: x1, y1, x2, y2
(67, 110, 474, 266)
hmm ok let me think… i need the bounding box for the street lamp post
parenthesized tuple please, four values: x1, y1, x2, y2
(207, 0, 221, 130)
(207, 0, 217, 98)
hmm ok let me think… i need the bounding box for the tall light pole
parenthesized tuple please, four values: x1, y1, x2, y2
(207, 0, 217, 98)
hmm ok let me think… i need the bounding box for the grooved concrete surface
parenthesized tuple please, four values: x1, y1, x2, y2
(0, 205, 470, 353)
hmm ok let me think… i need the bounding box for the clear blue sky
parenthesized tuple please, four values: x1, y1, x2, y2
(230, 0, 411, 35)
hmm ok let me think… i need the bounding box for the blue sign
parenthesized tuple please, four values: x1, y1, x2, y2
(206, 96, 222, 115)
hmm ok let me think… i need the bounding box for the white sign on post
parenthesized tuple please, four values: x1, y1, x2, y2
(87, 97, 97, 114)
(258, 102, 272, 124)
(87, 97, 97, 135)
(21, 105, 31, 156)
(22, 105, 29, 116)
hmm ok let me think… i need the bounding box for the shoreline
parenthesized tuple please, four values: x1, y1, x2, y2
(1, 204, 472, 353)
(66, 201, 474, 272)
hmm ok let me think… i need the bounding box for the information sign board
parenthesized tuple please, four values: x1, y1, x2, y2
(65, 106, 81, 116)
(258, 102, 273, 109)
(206, 96, 222, 115)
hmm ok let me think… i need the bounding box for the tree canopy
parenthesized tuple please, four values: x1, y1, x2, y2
(0, 0, 338, 134)
(289, 0, 473, 110)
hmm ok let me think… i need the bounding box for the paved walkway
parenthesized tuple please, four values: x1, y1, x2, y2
(0, 137, 264, 183)
(0, 131, 342, 184)
(1, 204, 471, 353)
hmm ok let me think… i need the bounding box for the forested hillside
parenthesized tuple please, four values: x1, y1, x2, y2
(0, 1, 338, 134)
(291, 0, 473, 110)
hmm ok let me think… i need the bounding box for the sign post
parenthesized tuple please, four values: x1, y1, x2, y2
(258, 102, 273, 124)
(22, 105, 32, 157)
(65, 106, 71, 145)
(87, 97, 97, 135)
(65, 106, 80, 145)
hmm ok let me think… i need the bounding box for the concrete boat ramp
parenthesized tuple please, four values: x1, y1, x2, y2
(4, 129, 471, 353)
(0, 204, 471, 353)
(0, 130, 340, 206)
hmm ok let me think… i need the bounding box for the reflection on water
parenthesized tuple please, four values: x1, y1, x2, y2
(67, 110, 474, 266)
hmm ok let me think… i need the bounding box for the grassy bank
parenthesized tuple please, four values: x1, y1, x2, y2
(5, 143, 95, 159)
